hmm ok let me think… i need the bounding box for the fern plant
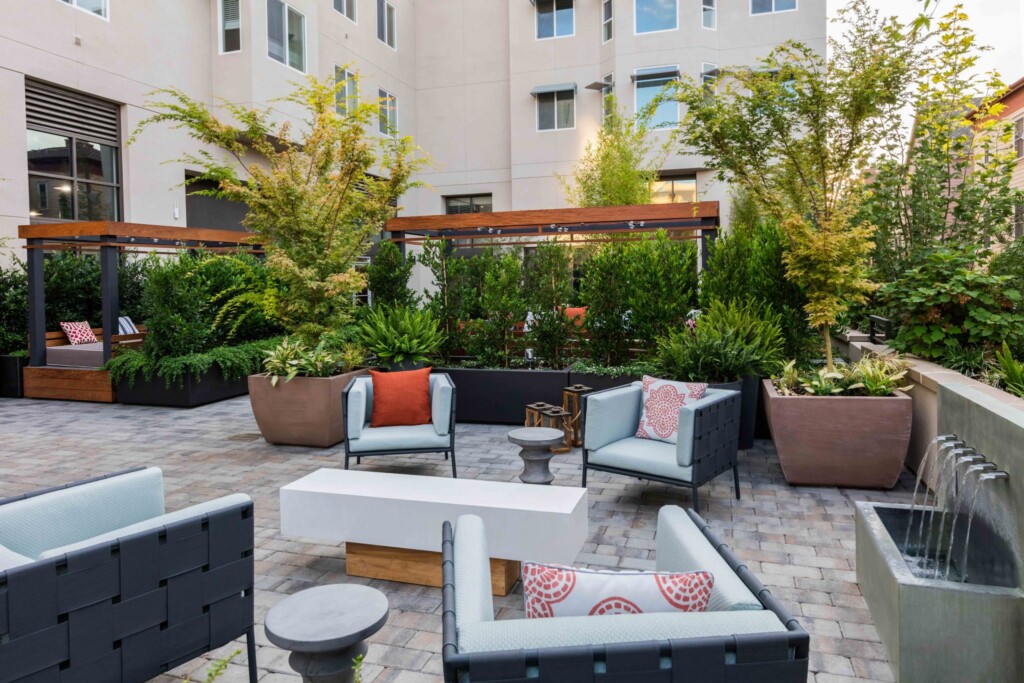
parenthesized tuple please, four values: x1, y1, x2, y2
(358, 305, 443, 367)
(995, 342, 1024, 398)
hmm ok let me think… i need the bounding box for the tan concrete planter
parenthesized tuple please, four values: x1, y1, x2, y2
(249, 369, 369, 448)
(762, 379, 913, 489)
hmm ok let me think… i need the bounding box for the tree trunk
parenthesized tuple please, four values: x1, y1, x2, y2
(822, 326, 834, 372)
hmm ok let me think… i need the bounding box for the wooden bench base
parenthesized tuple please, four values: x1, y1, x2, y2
(23, 367, 115, 403)
(346, 542, 521, 596)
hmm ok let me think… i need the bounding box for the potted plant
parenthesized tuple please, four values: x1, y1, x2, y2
(358, 305, 443, 371)
(763, 356, 913, 488)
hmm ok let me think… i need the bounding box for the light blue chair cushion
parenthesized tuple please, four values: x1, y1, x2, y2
(431, 375, 454, 436)
(656, 506, 762, 611)
(583, 383, 642, 452)
(454, 515, 495, 631)
(348, 423, 451, 452)
(457, 609, 787, 653)
(347, 373, 454, 441)
(588, 437, 693, 483)
(0, 468, 165, 559)
(347, 377, 369, 439)
(0, 543, 33, 571)
(38, 493, 252, 559)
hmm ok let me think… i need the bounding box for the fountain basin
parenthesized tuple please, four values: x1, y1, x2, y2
(856, 502, 1024, 682)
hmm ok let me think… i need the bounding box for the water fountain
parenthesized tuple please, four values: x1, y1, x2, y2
(856, 383, 1024, 682)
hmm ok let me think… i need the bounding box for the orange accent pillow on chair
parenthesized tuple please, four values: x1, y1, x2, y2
(369, 367, 433, 428)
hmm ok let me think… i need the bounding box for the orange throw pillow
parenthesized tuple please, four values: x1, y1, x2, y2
(370, 367, 433, 428)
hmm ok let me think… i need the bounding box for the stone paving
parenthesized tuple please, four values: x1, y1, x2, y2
(0, 395, 915, 683)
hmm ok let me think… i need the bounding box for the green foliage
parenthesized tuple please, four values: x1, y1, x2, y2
(941, 342, 987, 377)
(623, 232, 698, 350)
(567, 358, 659, 378)
(358, 305, 443, 366)
(579, 244, 632, 365)
(995, 342, 1024, 399)
(559, 95, 669, 207)
(880, 247, 1024, 360)
(133, 75, 426, 346)
(523, 242, 575, 367)
(989, 239, 1024, 305)
(367, 241, 417, 308)
(261, 337, 366, 384)
(466, 253, 528, 368)
(0, 260, 28, 354)
(184, 649, 239, 683)
(418, 239, 497, 361)
(105, 338, 278, 389)
(773, 355, 912, 397)
(206, 253, 283, 343)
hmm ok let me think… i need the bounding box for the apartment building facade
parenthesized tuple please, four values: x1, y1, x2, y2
(0, 0, 826, 258)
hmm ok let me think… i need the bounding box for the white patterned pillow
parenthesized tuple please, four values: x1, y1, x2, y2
(523, 562, 713, 619)
(59, 321, 98, 345)
(636, 375, 708, 444)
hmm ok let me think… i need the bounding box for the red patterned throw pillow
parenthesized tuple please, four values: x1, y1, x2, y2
(522, 562, 713, 618)
(635, 375, 708, 444)
(59, 321, 98, 345)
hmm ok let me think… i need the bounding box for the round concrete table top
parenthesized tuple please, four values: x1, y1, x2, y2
(507, 427, 565, 448)
(264, 584, 389, 653)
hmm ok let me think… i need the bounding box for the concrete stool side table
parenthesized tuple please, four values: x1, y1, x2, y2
(264, 584, 389, 683)
(508, 427, 566, 485)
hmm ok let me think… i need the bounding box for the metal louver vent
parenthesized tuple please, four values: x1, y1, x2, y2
(25, 79, 120, 145)
(222, 0, 240, 30)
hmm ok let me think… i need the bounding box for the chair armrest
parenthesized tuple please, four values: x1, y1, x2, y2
(453, 515, 495, 629)
(431, 373, 455, 436)
(583, 384, 642, 452)
(344, 376, 371, 439)
(675, 388, 740, 467)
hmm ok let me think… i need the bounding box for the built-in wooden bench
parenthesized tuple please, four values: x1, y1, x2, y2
(23, 327, 147, 403)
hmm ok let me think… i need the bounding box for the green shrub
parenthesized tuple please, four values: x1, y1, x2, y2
(523, 243, 575, 367)
(995, 342, 1024, 399)
(989, 239, 1024, 314)
(261, 337, 366, 383)
(358, 305, 443, 367)
(0, 261, 27, 354)
(367, 241, 417, 308)
(624, 232, 698, 350)
(579, 243, 632, 365)
(466, 253, 527, 367)
(105, 338, 279, 389)
(419, 239, 497, 361)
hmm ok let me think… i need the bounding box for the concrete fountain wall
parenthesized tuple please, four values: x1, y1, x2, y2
(856, 382, 1024, 682)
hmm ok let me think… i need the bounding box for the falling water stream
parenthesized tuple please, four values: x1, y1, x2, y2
(910, 440, 962, 555)
(957, 472, 1008, 583)
(921, 447, 974, 564)
(940, 463, 993, 580)
(931, 454, 986, 578)
(904, 436, 956, 551)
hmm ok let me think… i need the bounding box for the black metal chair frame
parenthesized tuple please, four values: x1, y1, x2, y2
(440, 509, 810, 683)
(580, 385, 742, 511)
(0, 469, 257, 683)
(341, 372, 458, 477)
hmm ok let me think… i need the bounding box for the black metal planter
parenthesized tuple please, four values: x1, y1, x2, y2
(117, 366, 249, 408)
(435, 367, 570, 424)
(0, 355, 28, 398)
(567, 370, 643, 392)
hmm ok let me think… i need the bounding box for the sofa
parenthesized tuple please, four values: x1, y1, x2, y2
(441, 506, 808, 683)
(0, 467, 256, 683)
(343, 372, 457, 476)
(582, 383, 741, 510)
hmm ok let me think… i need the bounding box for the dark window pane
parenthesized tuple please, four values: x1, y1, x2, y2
(538, 92, 555, 130)
(751, 0, 772, 14)
(537, 0, 554, 38)
(27, 130, 71, 176)
(555, 0, 573, 36)
(77, 182, 118, 220)
(446, 197, 471, 214)
(377, 0, 386, 40)
(471, 196, 492, 212)
(267, 0, 285, 62)
(224, 27, 241, 51)
(775, 0, 795, 10)
(287, 7, 305, 71)
(28, 176, 74, 220)
(556, 91, 574, 129)
(76, 141, 117, 183)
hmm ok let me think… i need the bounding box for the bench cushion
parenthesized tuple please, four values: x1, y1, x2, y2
(348, 423, 451, 453)
(46, 341, 105, 368)
(588, 437, 692, 483)
(0, 543, 33, 571)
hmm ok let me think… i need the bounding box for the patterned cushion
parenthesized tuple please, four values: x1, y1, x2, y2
(60, 321, 98, 345)
(636, 376, 707, 444)
(523, 562, 712, 618)
(118, 316, 139, 335)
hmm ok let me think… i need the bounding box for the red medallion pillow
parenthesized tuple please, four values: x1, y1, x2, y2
(369, 367, 432, 428)
(635, 375, 708, 444)
(59, 321, 98, 345)
(522, 562, 713, 618)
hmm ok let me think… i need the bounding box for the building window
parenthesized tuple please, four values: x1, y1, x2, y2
(635, 0, 676, 33)
(751, 0, 796, 15)
(537, 90, 575, 131)
(652, 176, 696, 204)
(601, 74, 614, 122)
(220, 0, 241, 52)
(445, 195, 493, 214)
(267, 0, 305, 72)
(59, 0, 108, 19)
(701, 62, 717, 90)
(28, 130, 120, 221)
(334, 0, 356, 22)
(335, 67, 358, 114)
(537, 0, 574, 40)
(378, 89, 397, 135)
(635, 68, 678, 128)
(602, 0, 613, 41)
(377, 0, 396, 48)
(702, 0, 716, 29)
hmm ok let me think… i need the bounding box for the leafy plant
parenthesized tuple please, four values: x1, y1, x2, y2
(523, 242, 575, 367)
(579, 244, 632, 366)
(465, 253, 527, 368)
(358, 305, 443, 367)
(995, 342, 1024, 399)
(568, 358, 658, 378)
(772, 354, 913, 397)
(941, 342, 987, 376)
(418, 239, 496, 361)
(774, 360, 805, 396)
(367, 240, 418, 308)
(105, 338, 279, 389)
(0, 260, 28, 354)
(624, 232, 698, 350)
(261, 337, 366, 385)
(989, 238, 1024, 311)
(801, 367, 848, 396)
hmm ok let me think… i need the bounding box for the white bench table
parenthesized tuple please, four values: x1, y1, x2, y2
(280, 469, 588, 595)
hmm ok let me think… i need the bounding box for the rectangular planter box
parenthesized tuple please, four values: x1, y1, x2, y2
(0, 355, 28, 398)
(117, 366, 248, 408)
(437, 367, 570, 424)
(568, 371, 642, 392)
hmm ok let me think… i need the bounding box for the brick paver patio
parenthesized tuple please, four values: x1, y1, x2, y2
(0, 395, 914, 683)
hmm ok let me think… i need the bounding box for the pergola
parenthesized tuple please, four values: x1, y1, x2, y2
(384, 201, 720, 267)
(18, 221, 259, 368)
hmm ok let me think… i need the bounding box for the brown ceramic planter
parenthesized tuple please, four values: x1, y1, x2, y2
(762, 379, 913, 489)
(248, 369, 368, 448)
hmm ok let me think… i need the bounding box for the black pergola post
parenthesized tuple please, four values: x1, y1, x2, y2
(99, 240, 119, 362)
(26, 238, 46, 367)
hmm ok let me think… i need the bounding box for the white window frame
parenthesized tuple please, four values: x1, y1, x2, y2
(335, 66, 358, 114)
(377, 0, 397, 49)
(378, 88, 398, 136)
(634, 65, 680, 129)
(219, 0, 242, 54)
(602, 0, 613, 42)
(536, 90, 576, 132)
(59, 0, 109, 21)
(601, 73, 614, 122)
(536, 0, 575, 41)
(634, 0, 677, 35)
(267, 0, 307, 73)
(701, 0, 716, 30)
(334, 0, 357, 23)
(750, 0, 798, 16)
(701, 62, 718, 89)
